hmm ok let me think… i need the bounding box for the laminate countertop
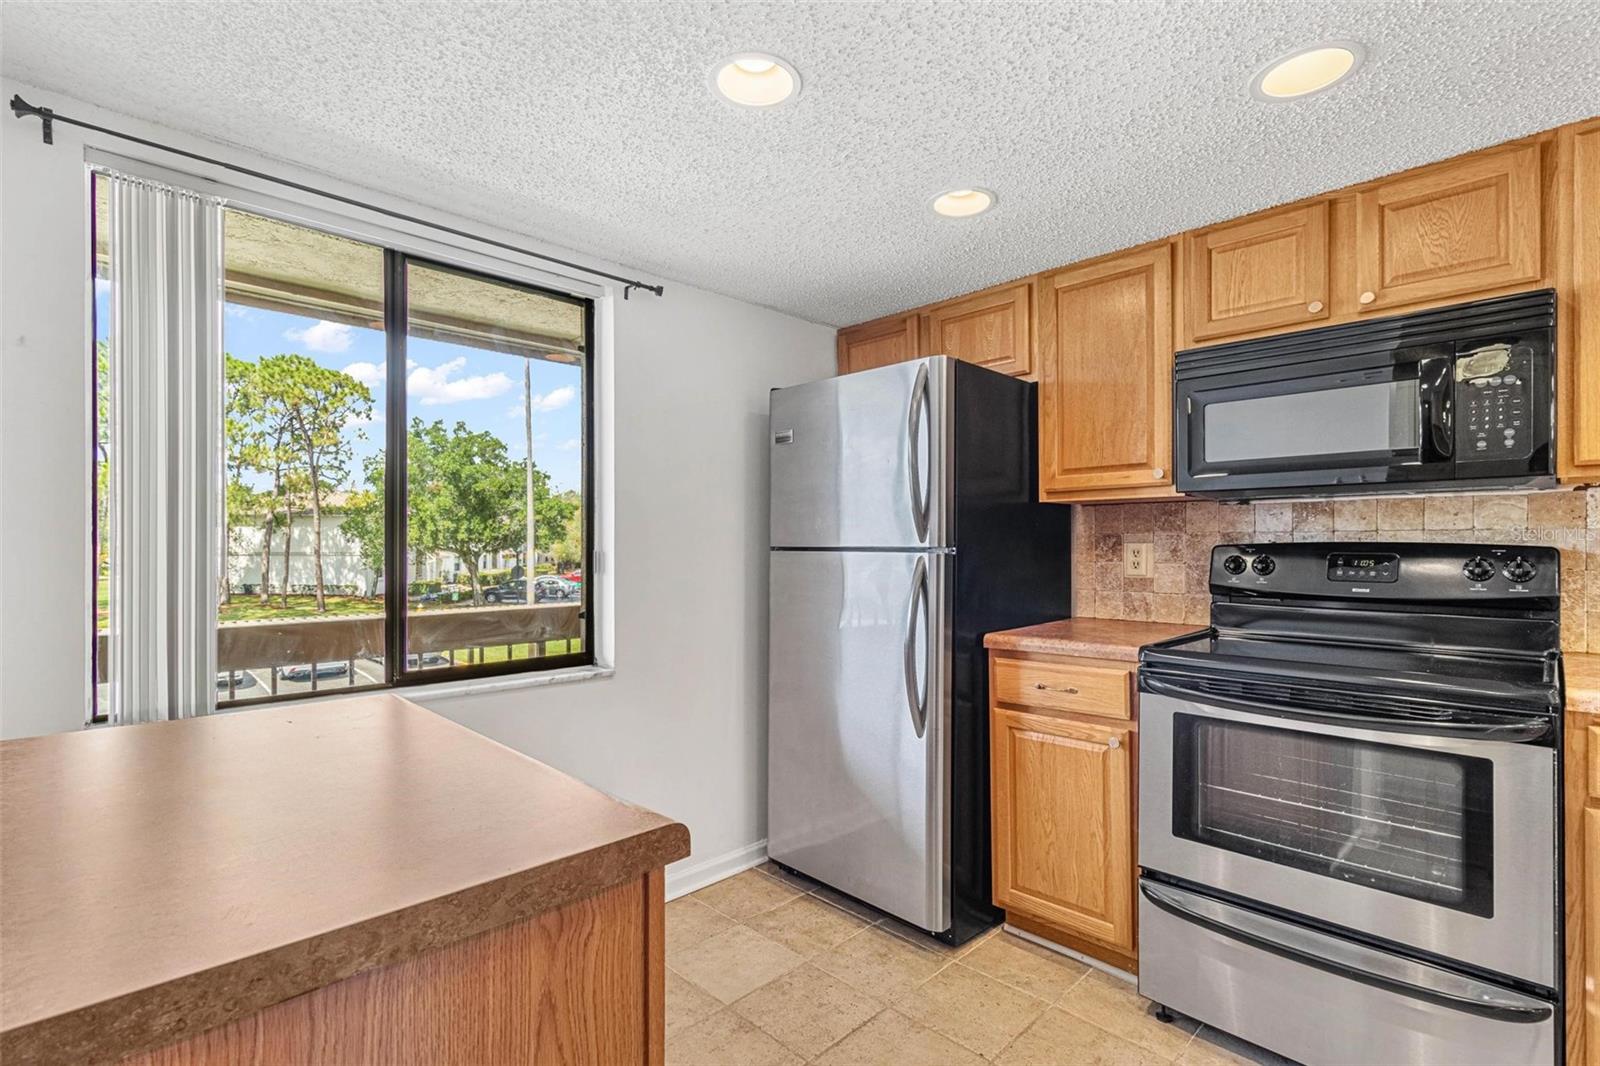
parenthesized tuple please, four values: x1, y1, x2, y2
(984, 617, 1203, 661)
(0, 694, 689, 1065)
(1567, 652, 1600, 715)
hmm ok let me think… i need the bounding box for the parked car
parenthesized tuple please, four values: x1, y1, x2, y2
(535, 576, 579, 602)
(278, 661, 350, 682)
(561, 569, 583, 586)
(405, 652, 450, 669)
(483, 578, 526, 604)
(215, 670, 257, 691)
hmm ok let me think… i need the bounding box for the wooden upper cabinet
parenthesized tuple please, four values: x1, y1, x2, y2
(836, 313, 921, 375)
(991, 705, 1134, 952)
(923, 280, 1033, 377)
(1037, 244, 1174, 498)
(1183, 201, 1330, 343)
(1353, 143, 1543, 314)
(1563, 120, 1600, 482)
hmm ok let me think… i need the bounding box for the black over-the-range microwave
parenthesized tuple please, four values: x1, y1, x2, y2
(1173, 290, 1557, 499)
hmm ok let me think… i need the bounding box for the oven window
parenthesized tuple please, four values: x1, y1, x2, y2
(1172, 716, 1494, 917)
(1203, 380, 1420, 463)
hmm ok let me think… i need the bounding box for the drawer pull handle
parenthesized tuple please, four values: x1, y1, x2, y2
(1035, 683, 1080, 694)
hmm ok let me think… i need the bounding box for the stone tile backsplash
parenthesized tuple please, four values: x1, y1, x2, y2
(1070, 488, 1600, 653)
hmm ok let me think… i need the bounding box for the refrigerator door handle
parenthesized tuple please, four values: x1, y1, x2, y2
(906, 361, 931, 544)
(903, 554, 929, 738)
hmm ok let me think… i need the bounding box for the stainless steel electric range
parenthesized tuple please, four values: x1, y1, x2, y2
(1137, 541, 1564, 1066)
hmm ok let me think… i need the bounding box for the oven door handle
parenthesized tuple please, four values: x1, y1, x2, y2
(1140, 675, 1553, 744)
(1140, 880, 1554, 1024)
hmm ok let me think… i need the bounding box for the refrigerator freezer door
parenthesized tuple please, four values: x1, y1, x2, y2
(770, 358, 950, 548)
(767, 548, 951, 931)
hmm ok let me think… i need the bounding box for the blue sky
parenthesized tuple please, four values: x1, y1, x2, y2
(95, 284, 584, 494)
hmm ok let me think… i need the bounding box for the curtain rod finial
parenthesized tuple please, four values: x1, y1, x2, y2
(10, 95, 52, 144)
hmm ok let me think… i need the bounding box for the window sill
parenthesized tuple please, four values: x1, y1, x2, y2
(392, 663, 614, 702)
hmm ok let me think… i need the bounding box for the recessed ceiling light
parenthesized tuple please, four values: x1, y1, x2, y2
(1252, 42, 1365, 101)
(712, 53, 800, 107)
(931, 188, 996, 219)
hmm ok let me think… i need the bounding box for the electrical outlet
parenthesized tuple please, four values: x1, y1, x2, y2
(1124, 541, 1153, 578)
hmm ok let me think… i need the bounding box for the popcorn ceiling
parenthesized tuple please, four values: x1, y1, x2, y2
(3, 1, 1598, 326)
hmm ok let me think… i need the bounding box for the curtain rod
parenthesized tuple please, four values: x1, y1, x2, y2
(9, 94, 665, 299)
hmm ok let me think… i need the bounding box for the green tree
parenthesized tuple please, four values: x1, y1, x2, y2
(248, 354, 372, 612)
(407, 418, 527, 605)
(339, 453, 386, 598)
(545, 494, 584, 570)
(225, 355, 297, 607)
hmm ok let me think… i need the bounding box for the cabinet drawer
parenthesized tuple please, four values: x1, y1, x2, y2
(1589, 725, 1600, 800)
(992, 656, 1132, 719)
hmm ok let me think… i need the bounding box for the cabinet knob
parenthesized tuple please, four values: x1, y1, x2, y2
(1359, 291, 1376, 305)
(1307, 301, 1324, 314)
(1106, 737, 1122, 750)
(1152, 467, 1165, 479)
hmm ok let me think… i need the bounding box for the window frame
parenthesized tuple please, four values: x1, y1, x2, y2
(89, 155, 604, 715)
(383, 250, 597, 690)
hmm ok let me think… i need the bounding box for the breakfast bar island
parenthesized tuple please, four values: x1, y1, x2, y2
(0, 694, 689, 1066)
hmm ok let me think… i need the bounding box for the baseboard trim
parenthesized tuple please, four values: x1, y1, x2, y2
(664, 839, 769, 901)
(1004, 922, 1138, 986)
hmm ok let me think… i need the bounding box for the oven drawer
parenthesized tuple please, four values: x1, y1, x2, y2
(1138, 880, 1556, 1066)
(991, 656, 1131, 720)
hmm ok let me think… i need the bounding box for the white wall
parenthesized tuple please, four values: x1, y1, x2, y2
(0, 80, 834, 884)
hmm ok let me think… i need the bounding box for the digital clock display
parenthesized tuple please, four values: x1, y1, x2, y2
(1327, 553, 1399, 582)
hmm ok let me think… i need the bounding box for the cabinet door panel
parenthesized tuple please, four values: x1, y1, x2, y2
(925, 281, 1032, 377)
(1566, 121, 1600, 480)
(991, 706, 1133, 950)
(1354, 144, 1542, 313)
(837, 314, 920, 375)
(1185, 202, 1330, 342)
(1038, 246, 1173, 495)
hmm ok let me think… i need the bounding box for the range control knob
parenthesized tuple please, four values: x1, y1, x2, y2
(1222, 554, 1247, 576)
(1251, 555, 1276, 576)
(1463, 557, 1495, 583)
(1502, 556, 1538, 583)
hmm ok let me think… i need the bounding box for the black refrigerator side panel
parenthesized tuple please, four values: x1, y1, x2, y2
(946, 361, 1074, 944)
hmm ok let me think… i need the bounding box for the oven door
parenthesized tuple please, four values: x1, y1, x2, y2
(1175, 350, 1455, 495)
(1138, 687, 1556, 988)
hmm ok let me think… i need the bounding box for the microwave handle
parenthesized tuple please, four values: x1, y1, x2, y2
(1418, 355, 1454, 461)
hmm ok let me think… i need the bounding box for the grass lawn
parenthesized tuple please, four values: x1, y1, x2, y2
(219, 595, 384, 623)
(440, 639, 583, 663)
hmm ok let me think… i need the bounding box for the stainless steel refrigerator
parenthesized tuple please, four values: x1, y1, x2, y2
(767, 356, 1072, 945)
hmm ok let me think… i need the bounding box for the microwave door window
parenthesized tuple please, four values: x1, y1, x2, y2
(1203, 380, 1421, 465)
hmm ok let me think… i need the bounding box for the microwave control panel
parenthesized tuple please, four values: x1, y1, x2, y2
(1456, 343, 1534, 460)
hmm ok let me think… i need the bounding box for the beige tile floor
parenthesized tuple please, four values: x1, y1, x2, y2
(666, 865, 1298, 1066)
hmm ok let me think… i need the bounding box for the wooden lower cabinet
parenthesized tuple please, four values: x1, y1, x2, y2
(120, 871, 667, 1066)
(990, 652, 1138, 968)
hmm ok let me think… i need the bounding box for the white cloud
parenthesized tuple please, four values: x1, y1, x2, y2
(531, 385, 577, 412)
(557, 437, 580, 452)
(343, 360, 386, 386)
(225, 305, 253, 320)
(408, 357, 513, 406)
(285, 320, 353, 353)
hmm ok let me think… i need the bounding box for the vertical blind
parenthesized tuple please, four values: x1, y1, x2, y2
(104, 171, 224, 723)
